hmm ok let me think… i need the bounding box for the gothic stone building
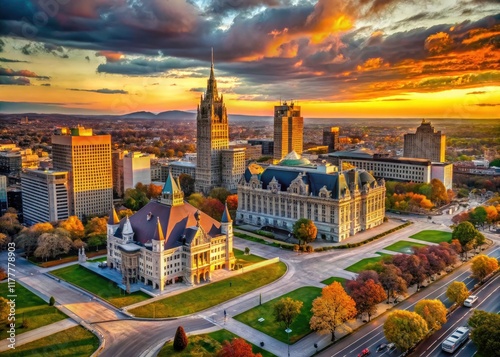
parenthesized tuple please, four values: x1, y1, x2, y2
(107, 171, 235, 291)
(237, 152, 386, 242)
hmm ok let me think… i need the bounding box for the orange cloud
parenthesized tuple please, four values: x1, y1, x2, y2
(462, 29, 500, 45)
(425, 32, 453, 54)
(356, 57, 387, 72)
(96, 50, 123, 62)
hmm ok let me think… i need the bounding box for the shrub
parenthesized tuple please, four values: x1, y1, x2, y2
(49, 296, 55, 306)
(306, 245, 314, 253)
(21, 318, 30, 328)
(173, 326, 188, 351)
(293, 244, 299, 252)
(244, 247, 250, 255)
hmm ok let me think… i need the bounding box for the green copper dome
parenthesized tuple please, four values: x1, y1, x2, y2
(278, 151, 315, 167)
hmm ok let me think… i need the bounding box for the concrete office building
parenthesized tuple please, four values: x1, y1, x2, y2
(21, 169, 69, 225)
(273, 101, 303, 162)
(323, 127, 340, 152)
(328, 148, 453, 189)
(52, 126, 113, 219)
(221, 147, 246, 192)
(123, 152, 152, 190)
(403, 119, 446, 162)
(248, 139, 274, 156)
(112, 150, 127, 197)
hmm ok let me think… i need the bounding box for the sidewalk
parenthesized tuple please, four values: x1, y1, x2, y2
(0, 318, 78, 352)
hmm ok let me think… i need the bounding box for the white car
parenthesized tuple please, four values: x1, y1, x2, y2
(463, 295, 478, 307)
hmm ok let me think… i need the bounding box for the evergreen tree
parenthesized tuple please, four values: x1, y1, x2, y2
(173, 326, 188, 351)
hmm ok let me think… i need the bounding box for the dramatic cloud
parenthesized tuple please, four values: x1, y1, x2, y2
(0, 66, 49, 79)
(97, 57, 204, 75)
(68, 88, 128, 94)
(0, 76, 30, 85)
(0, 39, 4, 52)
(0, 57, 28, 63)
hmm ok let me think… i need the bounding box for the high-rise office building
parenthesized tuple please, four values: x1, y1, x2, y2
(273, 101, 303, 162)
(52, 126, 113, 219)
(403, 119, 446, 162)
(21, 169, 69, 225)
(112, 150, 126, 198)
(221, 148, 246, 192)
(123, 151, 152, 190)
(323, 127, 340, 152)
(195, 53, 229, 194)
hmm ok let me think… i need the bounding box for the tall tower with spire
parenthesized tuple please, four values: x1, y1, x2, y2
(195, 50, 229, 194)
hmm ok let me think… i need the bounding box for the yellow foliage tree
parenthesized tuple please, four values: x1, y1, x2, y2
(446, 281, 469, 305)
(384, 310, 428, 351)
(471, 254, 499, 281)
(58, 216, 84, 241)
(310, 282, 357, 342)
(414, 299, 447, 331)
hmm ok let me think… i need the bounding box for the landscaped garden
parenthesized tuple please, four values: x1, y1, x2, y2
(320, 276, 347, 285)
(233, 286, 322, 344)
(383, 240, 429, 254)
(1, 326, 99, 357)
(0, 283, 67, 334)
(50, 265, 150, 308)
(130, 262, 287, 318)
(409, 230, 452, 243)
(345, 253, 392, 273)
(157, 329, 275, 357)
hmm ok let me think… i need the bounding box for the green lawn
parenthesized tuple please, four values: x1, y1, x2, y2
(130, 262, 287, 318)
(88, 256, 107, 262)
(234, 287, 322, 344)
(50, 265, 150, 308)
(321, 276, 347, 285)
(234, 248, 266, 267)
(0, 283, 66, 335)
(345, 253, 392, 273)
(410, 230, 452, 243)
(1, 326, 99, 357)
(384, 240, 429, 254)
(157, 329, 275, 357)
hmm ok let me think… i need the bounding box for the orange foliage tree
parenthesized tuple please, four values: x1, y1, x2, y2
(217, 338, 262, 357)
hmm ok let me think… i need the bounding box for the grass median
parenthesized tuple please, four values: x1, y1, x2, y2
(345, 252, 392, 273)
(321, 276, 347, 285)
(157, 329, 275, 357)
(130, 262, 287, 318)
(1, 325, 99, 357)
(50, 265, 150, 308)
(234, 286, 322, 344)
(384, 240, 429, 253)
(0, 283, 66, 334)
(410, 230, 452, 243)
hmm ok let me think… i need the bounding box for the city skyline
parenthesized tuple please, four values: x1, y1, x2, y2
(0, 0, 499, 118)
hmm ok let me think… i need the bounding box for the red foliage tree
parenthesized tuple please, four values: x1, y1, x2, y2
(173, 326, 188, 351)
(200, 197, 225, 221)
(349, 279, 387, 321)
(217, 338, 262, 357)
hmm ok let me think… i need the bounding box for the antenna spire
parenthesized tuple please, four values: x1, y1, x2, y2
(211, 47, 214, 68)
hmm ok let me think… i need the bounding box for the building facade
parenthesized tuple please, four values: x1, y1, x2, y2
(221, 148, 246, 192)
(168, 161, 196, 181)
(0, 175, 7, 214)
(237, 152, 386, 242)
(21, 169, 69, 225)
(195, 55, 229, 194)
(323, 127, 340, 153)
(248, 139, 274, 156)
(328, 148, 453, 189)
(112, 150, 126, 197)
(123, 151, 152, 190)
(273, 101, 303, 162)
(403, 119, 446, 162)
(52, 126, 113, 219)
(107, 171, 235, 291)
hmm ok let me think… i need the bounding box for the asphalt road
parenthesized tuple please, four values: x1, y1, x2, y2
(316, 246, 500, 357)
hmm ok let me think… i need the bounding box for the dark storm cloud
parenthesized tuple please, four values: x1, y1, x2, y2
(68, 88, 128, 94)
(0, 39, 4, 52)
(205, 0, 284, 16)
(0, 57, 28, 63)
(0, 76, 30, 85)
(97, 57, 204, 75)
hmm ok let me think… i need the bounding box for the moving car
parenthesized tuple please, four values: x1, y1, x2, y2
(442, 326, 470, 353)
(358, 348, 370, 357)
(463, 295, 478, 307)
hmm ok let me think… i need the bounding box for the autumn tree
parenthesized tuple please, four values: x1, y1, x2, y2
(15, 222, 54, 258)
(446, 281, 469, 305)
(310, 282, 357, 342)
(468, 310, 500, 357)
(0, 232, 8, 249)
(293, 218, 317, 246)
(58, 216, 84, 241)
(379, 264, 408, 303)
(0, 296, 9, 322)
(470, 254, 499, 281)
(200, 197, 225, 221)
(187, 192, 205, 209)
(117, 208, 134, 219)
(209, 187, 231, 205)
(452, 221, 479, 258)
(469, 206, 487, 228)
(34, 232, 72, 261)
(226, 194, 238, 219)
(384, 310, 428, 351)
(85, 217, 107, 236)
(0, 210, 22, 237)
(430, 178, 449, 206)
(178, 174, 195, 196)
(0, 267, 6, 280)
(217, 338, 262, 357)
(124, 187, 149, 210)
(348, 279, 387, 321)
(273, 297, 303, 329)
(414, 299, 447, 331)
(147, 183, 163, 199)
(173, 326, 188, 351)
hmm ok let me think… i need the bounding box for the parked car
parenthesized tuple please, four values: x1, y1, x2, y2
(463, 295, 478, 307)
(376, 344, 387, 352)
(358, 348, 371, 357)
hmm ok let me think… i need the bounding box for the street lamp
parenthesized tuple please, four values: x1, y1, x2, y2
(285, 328, 292, 357)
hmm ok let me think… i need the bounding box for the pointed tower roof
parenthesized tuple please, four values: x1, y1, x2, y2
(221, 202, 232, 223)
(122, 216, 133, 235)
(108, 206, 120, 225)
(162, 169, 181, 194)
(153, 216, 165, 241)
(205, 48, 219, 101)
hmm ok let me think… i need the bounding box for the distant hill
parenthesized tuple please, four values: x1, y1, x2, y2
(118, 110, 272, 122)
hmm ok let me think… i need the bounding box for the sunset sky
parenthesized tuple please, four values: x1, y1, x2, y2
(0, 0, 498, 118)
